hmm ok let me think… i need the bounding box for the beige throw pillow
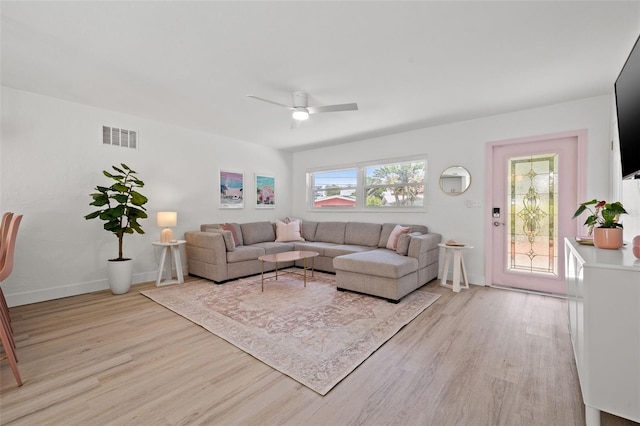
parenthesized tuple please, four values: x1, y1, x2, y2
(275, 220, 305, 242)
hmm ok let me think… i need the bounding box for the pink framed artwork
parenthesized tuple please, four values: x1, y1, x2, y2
(256, 174, 275, 208)
(219, 170, 244, 209)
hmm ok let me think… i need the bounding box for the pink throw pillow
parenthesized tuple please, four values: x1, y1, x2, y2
(275, 220, 305, 242)
(386, 225, 411, 250)
(221, 223, 240, 246)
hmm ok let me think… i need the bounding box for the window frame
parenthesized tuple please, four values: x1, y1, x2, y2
(306, 155, 427, 212)
(308, 167, 359, 209)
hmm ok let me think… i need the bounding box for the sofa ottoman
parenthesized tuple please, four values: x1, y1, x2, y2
(334, 249, 420, 303)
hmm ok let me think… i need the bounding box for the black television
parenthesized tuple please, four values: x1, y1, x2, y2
(614, 34, 640, 180)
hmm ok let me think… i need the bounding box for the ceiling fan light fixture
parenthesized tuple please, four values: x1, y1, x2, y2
(292, 107, 309, 121)
(248, 92, 358, 128)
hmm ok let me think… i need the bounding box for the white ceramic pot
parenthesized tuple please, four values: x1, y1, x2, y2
(107, 259, 133, 294)
(593, 228, 623, 250)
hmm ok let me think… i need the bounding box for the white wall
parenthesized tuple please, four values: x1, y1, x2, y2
(621, 179, 640, 240)
(0, 88, 619, 305)
(292, 95, 613, 285)
(1, 87, 292, 306)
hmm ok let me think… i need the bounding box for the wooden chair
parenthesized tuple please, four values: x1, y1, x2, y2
(0, 212, 15, 332)
(0, 214, 22, 281)
(0, 214, 23, 386)
(0, 212, 13, 264)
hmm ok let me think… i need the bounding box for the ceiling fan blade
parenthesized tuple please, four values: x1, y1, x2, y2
(247, 95, 292, 109)
(308, 102, 358, 114)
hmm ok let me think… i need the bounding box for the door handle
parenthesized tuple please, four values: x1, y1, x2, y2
(493, 221, 503, 227)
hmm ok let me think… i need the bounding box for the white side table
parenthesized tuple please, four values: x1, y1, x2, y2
(438, 242, 473, 293)
(152, 240, 186, 286)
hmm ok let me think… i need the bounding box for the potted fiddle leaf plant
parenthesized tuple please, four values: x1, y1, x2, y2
(572, 199, 627, 249)
(85, 163, 148, 294)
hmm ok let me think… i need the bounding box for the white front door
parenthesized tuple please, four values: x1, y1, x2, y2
(486, 131, 586, 294)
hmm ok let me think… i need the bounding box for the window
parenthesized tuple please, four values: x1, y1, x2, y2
(310, 168, 357, 208)
(307, 157, 426, 210)
(365, 160, 425, 207)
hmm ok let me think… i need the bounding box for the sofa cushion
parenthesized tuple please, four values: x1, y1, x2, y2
(226, 245, 265, 263)
(396, 232, 423, 256)
(334, 249, 418, 279)
(275, 220, 305, 242)
(345, 222, 382, 247)
(204, 228, 235, 252)
(396, 234, 411, 256)
(323, 244, 376, 258)
(292, 241, 339, 256)
(386, 225, 411, 250)
(252, 241, 296, 255)
(301, 221, 319, 241)
(240, 221, 276, 245)
(314, 222, 346, 244)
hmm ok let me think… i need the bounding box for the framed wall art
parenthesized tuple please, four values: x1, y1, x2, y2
(255, 174, 275, 208)
(219, 170, 244, 209)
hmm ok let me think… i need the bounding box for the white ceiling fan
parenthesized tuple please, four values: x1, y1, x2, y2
(247, 91, 358, 129)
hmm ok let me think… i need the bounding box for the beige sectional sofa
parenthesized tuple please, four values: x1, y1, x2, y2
(185, 220, 441, 302)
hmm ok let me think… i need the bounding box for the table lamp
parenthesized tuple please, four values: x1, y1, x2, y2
(157, 211, 177, 243)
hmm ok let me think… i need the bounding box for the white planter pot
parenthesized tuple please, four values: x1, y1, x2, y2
(107, 259, 133, 294)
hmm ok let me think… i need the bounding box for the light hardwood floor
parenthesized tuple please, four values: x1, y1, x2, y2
(1, 277, 637, 426)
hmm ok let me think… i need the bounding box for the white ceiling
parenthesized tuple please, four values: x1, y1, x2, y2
(2, 1, 639, 151)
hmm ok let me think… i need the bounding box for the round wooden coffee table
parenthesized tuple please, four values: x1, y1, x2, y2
(258, 250, 319, 291)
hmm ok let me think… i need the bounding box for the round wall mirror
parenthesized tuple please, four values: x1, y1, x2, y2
(439, 166, 471, 195)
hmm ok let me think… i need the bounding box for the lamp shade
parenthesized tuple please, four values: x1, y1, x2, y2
(157, 211, 177, 227)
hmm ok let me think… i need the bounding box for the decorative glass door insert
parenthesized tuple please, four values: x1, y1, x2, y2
(507, 153, 558, 276)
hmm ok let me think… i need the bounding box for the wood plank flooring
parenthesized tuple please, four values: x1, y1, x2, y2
(1, 277, 637, 426)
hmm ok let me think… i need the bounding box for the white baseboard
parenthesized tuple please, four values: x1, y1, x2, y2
(6, 271, 158, 307)
(436, 273, 485, 286)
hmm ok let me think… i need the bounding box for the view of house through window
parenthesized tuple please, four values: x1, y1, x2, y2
(311, 168, 358, 207)
(308, 158, 426, 209)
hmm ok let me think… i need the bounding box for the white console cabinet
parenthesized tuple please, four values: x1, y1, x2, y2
(564, 238, 640, 426)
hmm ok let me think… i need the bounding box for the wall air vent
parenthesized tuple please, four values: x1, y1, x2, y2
(102, 126, 138, 150)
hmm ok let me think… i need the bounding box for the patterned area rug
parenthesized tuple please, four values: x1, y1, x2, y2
(141, 270, 440, 395)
